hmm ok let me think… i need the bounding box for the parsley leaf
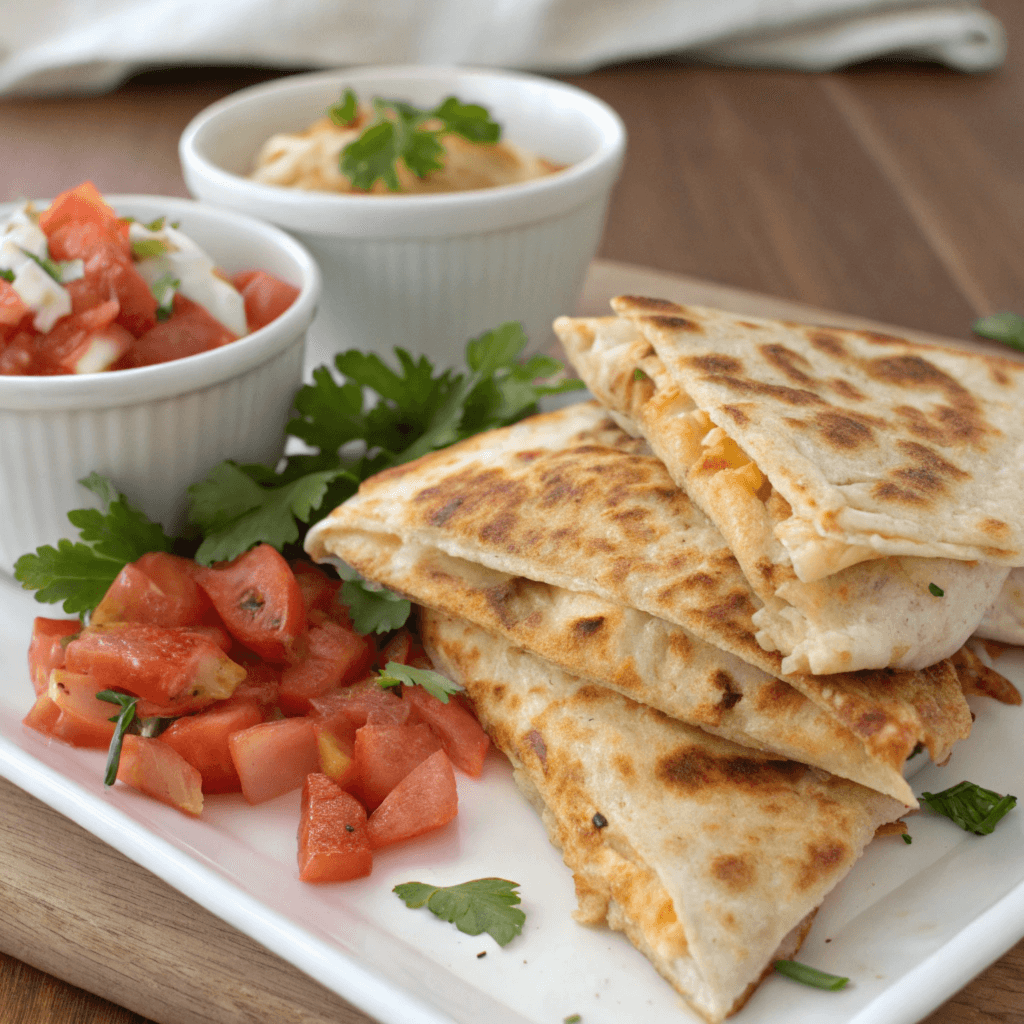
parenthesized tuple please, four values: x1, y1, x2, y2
(393, 878, 525, 946)
(774, 960, 848, 991)
(334, 563, 411, 634)
(920, 780, 1017, 835)
(929, 582, 944, 597)
(287, 322, 584, 490)
(0, 268, 14, 282)
(337, 91, 501, 192)
(14, 473, 173, 615)
(187, 461, 355, 566)
(973, 312, 1024, 352)
(377, 662, 462, 703)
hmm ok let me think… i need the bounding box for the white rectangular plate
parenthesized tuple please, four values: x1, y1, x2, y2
(1, 571, 1023, 1024)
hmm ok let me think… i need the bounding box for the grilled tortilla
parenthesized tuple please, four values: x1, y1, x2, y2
(305, 402, 974, 796)
(421, 608, 904, 1023)
(603, 297, 1024, 585)
(975, 567, 1024, 645)
(554, 314, 1010, 674)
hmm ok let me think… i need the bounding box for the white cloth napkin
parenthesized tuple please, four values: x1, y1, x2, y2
(0, 0, 1005, 97)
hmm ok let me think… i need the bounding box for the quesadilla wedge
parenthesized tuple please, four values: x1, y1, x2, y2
(602, 297, 1024, 585)
(554, 314, 1009, 675)
(305, 401, 974, 796)
(308, 528, 918, 803)
(420, 607, 905, 1023)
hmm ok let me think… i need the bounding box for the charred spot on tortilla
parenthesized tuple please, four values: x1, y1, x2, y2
(806, 329, 849, 357)
(758, 344, 816, 384)
(797, 841, 849, 890)
(573, 616, 606, 636)
(809, 410, 879, 450)
(711, 854, 757, 893)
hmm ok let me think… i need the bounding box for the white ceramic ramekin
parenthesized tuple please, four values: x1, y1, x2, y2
(0, 195, 321, 576)
(179, 66, 626, 369)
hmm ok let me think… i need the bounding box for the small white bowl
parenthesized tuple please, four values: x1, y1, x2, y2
(179, 65, 626, 369)
(0, 195, 321, 576)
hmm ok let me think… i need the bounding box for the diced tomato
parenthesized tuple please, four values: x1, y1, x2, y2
(297, 773, 372, 882)
(309, 678, 410, 728)
(125, 294, 235, 368)
(229, 716, 319, 804)
(160, 700, 263, 794)
(195, 544, 306, 663)
(0, 279, 29, 329)
(33, 299, 119, 371)
(378, 628, 413, 668)
(278, 621, 376, 716)
(64, 622, 245, 711)
(46, 669, 120, 745)
(400, 684, 490, 778)
(47, 220, 156, 336)
(62, 322, 134, 374)
(224, 656, 281, 714)
(352, 721, 442, 810)
(92, 552, 212, 629)
(0, 331, 38, 375)
(313, 717, 358, 788)
(366, 750, 458, 850)
(232, 269, 299, 332)
(290, 560, 342, 614)
(20, 669, 117, 748)
(38, 182, 125, 241)
(27, 617, 80, 696)
(116, 734, 204, 817)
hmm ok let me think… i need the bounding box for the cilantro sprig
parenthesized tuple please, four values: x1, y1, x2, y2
(14, 321, 583, 622)
(96, 690, 178, 785)
(920, 780, 1017, 835)
(774, 960, 849, 991)
(393, 878, 525, 946)
(973, 312, 1024, 352)
(377, 661, 463, 703)
(330, 88, 502, 192)
(14, 473, 174, 616)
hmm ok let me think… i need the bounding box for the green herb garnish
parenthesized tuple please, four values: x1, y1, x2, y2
(14, 473, 174, 616)
(774, 960, 849, 991)
(928, 583, 944, 597)
(333, 563, 411, 634)
(151, 273, 178, 321)
(902, 833, 913, 844)
(132, 238, 168, 261)
(973, 312, 1024, 352)
(564, 1016, 582, 1024)
(377, 662, 462, 703)
(633, 367, 647, 380)
(0, 268, 15, 282)
(96, 690, 138, 786)
(920, 780, 1017, 835)
(393, 878, 525, 946)
(334, 91, 501, 192)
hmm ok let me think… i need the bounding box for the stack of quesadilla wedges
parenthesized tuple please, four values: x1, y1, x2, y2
(304, 376, 1018, 1020)
(299, 305, 1019, 1024)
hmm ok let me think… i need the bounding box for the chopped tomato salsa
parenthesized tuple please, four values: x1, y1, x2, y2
(0, 181, 299, 375)
(22, 549, 489, 885)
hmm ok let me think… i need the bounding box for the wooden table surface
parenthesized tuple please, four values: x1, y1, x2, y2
(3, 1, 1024, 1021)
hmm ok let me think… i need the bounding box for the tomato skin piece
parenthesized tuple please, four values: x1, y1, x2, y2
(64, 623, 245, 711)
(278, 621, 376, 716)
(232, 269, 299, 332)
(290, 560, 342, 614)
(309, 678, 410, 728)
(366, 750, 458, 850)
(38, 182, 124, 239)
(28, 617, 80, 696)
(47, 220, 157, 336)
(400, 685, 490, 778)
(297, 774, 372, 883)
(0, 279, 30, 329)
(160, 700, 263, 794)
(125, 294, 236, 368)
(196, 544, 306, 663)
(117, 735, 204, 817)
(352, 722, 442, 810)
(22, 669, 116, 748)
(92, 552, 213, 629)
(229, 717, 319, 804)
(377, 628, 413, 669)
